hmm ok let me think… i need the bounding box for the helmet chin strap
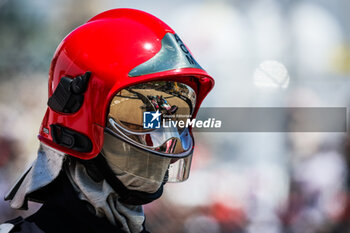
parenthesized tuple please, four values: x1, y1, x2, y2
(80, 154, 165, 205)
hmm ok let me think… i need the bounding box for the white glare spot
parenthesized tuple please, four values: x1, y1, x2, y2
(144, 43, 153, 50)
(253, 60, 289, 89)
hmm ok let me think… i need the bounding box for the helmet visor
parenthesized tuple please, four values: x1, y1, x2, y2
(103, 81, 196, 184)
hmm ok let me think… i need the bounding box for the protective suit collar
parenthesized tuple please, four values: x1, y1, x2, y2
(4, 143, 148, 233)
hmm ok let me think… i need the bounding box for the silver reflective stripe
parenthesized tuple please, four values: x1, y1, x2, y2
(128, 33, 203, 77)
(0, 223, 14, 233)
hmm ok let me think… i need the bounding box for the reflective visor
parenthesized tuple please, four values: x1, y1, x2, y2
(103, 81, 196, 183)
(105, 81, 196, 158)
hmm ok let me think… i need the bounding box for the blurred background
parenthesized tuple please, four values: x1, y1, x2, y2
(1, 0, 350, 232)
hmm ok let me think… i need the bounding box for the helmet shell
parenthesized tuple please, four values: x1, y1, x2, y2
(39, 8, 214, 159)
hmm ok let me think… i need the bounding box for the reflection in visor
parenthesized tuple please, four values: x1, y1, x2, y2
(109, 81, 196, 132)
(106, 81, 196, 157)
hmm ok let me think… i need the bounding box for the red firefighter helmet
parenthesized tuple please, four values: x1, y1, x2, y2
(39, 8, 214, 160)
